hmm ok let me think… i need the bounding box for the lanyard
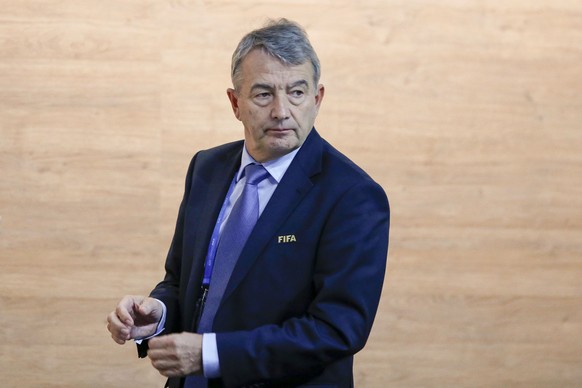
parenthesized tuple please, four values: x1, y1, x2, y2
(201, 175, 237, 286)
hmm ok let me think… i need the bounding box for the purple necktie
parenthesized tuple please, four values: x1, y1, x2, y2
(198, 163, 269, 333)
(185, 164, 269, 387)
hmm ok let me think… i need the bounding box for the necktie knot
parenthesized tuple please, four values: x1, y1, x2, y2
(244, 164, 269, 186)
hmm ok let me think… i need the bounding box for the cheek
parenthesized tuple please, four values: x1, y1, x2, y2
(243, 109, 265, 137)
(238, 108, 254, 125)
(243, 103, 257, 117)
(247, 107, 268, 126)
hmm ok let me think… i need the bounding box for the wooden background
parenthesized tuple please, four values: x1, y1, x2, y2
(1, 1, 581, 387)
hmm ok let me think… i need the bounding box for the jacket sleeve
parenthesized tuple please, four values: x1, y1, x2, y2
(216, 179, 390, 387)
(148, 152, 200, 334)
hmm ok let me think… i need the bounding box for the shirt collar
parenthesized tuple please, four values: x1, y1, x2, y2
(237, 145, 301, 183)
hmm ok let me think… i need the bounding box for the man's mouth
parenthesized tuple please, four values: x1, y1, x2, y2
(266, 127, 293, 134)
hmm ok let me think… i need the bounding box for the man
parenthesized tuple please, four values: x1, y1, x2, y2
(107, 19, 390, 388)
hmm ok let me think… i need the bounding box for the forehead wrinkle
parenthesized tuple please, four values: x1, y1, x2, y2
(249, 79, 310, 94)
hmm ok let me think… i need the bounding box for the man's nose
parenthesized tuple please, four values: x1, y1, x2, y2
(271, 95, 290, 120)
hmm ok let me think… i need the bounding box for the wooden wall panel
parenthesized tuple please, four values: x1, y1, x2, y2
(1, 1, 581, 386)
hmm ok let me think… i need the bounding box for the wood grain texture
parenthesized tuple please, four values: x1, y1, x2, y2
(1, 1, 581, 386)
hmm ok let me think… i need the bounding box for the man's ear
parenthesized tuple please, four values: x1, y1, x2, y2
(314, 84, 325, 111)
(227, 88, 241, 120)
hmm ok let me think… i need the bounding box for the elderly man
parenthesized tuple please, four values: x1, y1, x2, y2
(107, 18, 390, 388)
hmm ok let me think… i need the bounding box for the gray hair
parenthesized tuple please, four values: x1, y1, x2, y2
(231, 18, 321, 90)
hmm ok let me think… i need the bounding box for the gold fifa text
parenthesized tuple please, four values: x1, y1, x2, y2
(278, 235, 297, 243)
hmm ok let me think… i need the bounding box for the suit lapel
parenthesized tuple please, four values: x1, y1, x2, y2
(221, 129, 324, 303)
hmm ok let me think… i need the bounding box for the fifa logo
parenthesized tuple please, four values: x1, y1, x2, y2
(277, 235, 297, 243)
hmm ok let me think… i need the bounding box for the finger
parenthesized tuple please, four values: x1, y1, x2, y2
(110, 331, 126, 345)
(107, 310, 128, 331)
(115, 297, 136, 326)
(150, 359, 176, 377)
(147, 346, 177, 372)
(149, 355, 183, 377)
(147, 348, 172, 363)
(147, 338, 178, 361)
(106, 311, 131, 342)
(155, 364, 183, 378)
(137, 297, 162, 319)
(131, 323, 158, 340)
(106, 311, 126, 336)
(150, 354, 194, 378)
(147, 335, 169, 350)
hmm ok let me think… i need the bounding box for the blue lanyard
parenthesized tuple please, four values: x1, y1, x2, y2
(201, 175, 237, 286)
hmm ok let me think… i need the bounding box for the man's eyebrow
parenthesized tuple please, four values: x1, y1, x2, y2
(250, 80, 309, 92)
(288, 80, 309, 89)
(250, 83, 274, 92)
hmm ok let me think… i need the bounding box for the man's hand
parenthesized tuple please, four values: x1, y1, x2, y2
(147, 332, 203, 377)
(107, 295, 163, 344)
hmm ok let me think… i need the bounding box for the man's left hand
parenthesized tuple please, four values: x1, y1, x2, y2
(147, 332, 203, 377)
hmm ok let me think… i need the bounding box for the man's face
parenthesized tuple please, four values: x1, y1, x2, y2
(227, 49, 324, 162)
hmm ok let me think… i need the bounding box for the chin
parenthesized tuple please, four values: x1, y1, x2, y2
(271, 140, 299, 152)
(259, 143, 296, 161)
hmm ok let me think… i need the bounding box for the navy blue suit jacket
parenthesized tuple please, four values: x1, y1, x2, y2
(149, 129, 390, 388)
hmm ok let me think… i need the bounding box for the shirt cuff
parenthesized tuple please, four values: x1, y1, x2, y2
(134, 298, 167, 344)
(202, 333, 221, 378)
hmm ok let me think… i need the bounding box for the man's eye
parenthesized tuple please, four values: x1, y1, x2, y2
(290, 90, 304, 97)
(256, 92, 271, 98)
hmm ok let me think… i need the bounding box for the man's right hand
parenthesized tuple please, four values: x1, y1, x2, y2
(107, 295, 163, 344)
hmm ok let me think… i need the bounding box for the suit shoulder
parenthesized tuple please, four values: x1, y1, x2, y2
(196, 139, 244, 159)
(189, 139, 243, 167)
(311, 136, 389, 217)
(320, 138, 379, 187)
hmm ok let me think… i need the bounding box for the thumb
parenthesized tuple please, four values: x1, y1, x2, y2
(135, 298, 162, 320)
